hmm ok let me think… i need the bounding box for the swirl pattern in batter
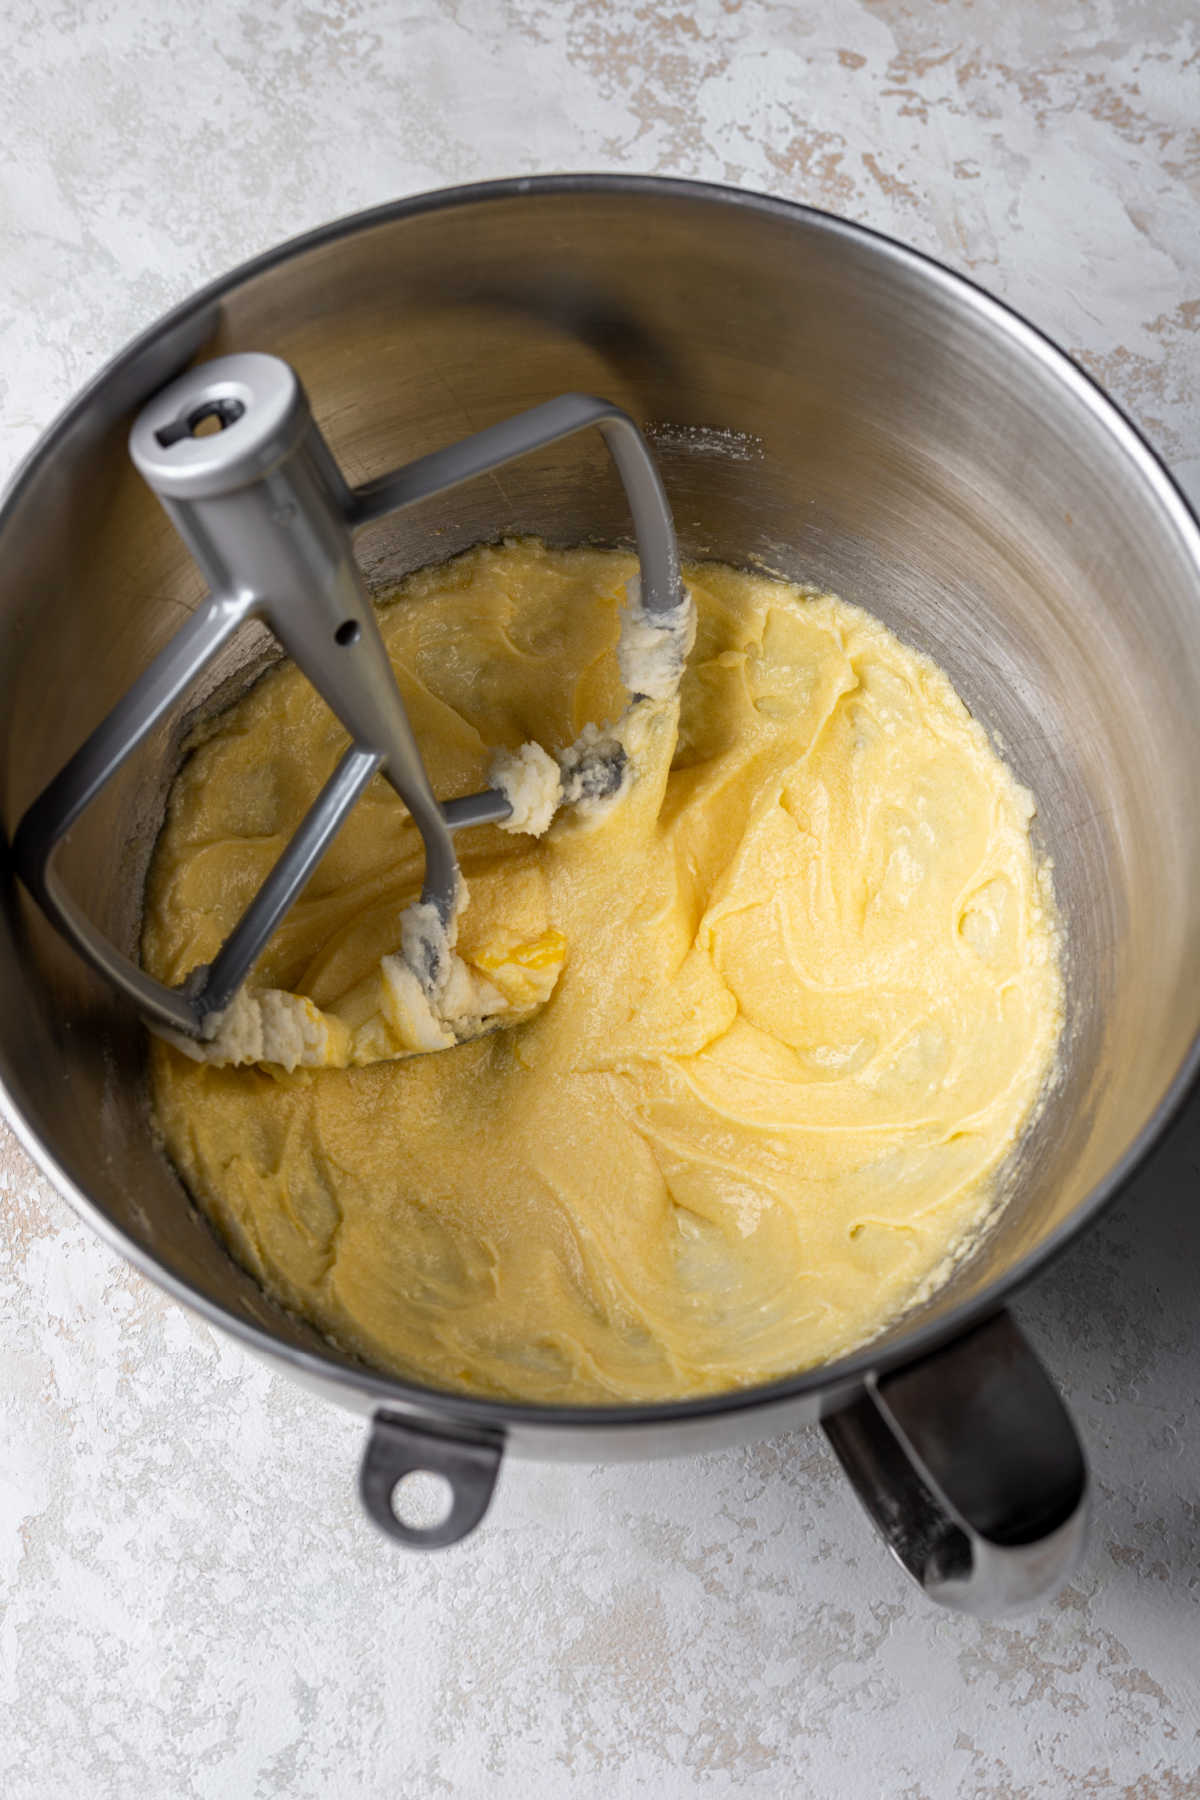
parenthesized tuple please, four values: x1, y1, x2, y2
(144, 541, 1063, 1401)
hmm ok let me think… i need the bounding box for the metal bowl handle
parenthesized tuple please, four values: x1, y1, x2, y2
(822, 1310, 1088, 1616)
(359, 1412, 504, 1549)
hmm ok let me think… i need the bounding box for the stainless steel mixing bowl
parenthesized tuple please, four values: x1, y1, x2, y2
(3, 177, 1198, 1616)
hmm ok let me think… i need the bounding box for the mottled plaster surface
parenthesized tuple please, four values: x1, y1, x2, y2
(2, 1, 1199, 1795)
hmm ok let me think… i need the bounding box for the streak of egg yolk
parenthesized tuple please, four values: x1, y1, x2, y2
(143, 541, 1063, 1402)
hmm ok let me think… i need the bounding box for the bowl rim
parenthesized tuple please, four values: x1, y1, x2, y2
(3, 171, 1199, 1434)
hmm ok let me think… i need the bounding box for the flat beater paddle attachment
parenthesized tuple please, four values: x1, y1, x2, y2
(12, 352, 685, 1052)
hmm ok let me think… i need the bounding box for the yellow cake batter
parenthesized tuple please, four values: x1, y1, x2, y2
(144, 541, 1062, 1401)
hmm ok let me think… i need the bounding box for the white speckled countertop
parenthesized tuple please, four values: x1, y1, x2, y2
(2, 3, 1199, 1795)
